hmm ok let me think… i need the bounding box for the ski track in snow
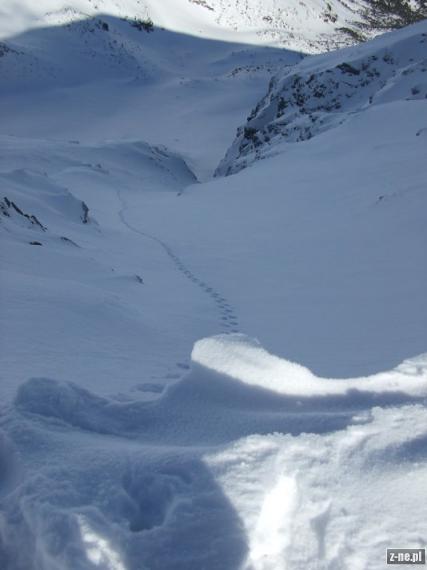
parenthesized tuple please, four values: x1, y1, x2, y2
(117, 188, 240, 347)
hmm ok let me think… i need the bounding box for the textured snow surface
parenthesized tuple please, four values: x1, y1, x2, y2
(1, 336, 427, 569)
(193, 335, 427, 397)
(1, 6, 427, 570)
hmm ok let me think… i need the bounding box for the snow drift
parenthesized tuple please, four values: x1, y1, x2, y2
(3, 334, 427, 569)
(192, 334, 427, 397)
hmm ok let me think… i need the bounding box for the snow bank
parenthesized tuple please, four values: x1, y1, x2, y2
(14, 335, 427, 446)
(192, 334, 427, 397)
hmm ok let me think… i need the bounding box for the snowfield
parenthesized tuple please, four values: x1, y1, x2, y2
(0, 2, 427, 569)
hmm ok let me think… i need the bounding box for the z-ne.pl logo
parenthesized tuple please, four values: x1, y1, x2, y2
(387, 549, 426, 565)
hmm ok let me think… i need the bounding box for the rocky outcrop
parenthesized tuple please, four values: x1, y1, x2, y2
(215, 22, 427, 176)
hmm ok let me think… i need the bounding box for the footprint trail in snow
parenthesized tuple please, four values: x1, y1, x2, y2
(117, 189, 240, 337)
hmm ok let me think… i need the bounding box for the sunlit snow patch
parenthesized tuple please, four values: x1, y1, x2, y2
(77, 515, 126, 570)
(249, 475, 298, 570)
(205, 404, 427, 570)
(192, 334, 427, 397)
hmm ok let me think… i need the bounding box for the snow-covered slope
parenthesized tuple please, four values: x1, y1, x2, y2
(0, 6, 426, 570)
(216, 20, 427, 175)
(0, 10, 301, 180)
(0, 135, 199, 400)
(131, 54, 427, 379)
(0, 0, 368, 53)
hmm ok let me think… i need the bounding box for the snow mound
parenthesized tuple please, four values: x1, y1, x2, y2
(192, 334, 427, 397)
(15, 335, 427, 446)
(1, 170, 91, 227)
(14, 378, 139, 435)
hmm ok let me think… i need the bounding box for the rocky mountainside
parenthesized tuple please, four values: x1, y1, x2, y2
(187, 0, 369, 51)
(0, 0, 371, 54)
(216, 20, 427, 175)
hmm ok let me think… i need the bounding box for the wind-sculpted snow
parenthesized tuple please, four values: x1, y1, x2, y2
(192, 334, 427, 397)
(216, 20, 427, 175)
(14, 335, 427, 444)
(3, 335, 427, 569)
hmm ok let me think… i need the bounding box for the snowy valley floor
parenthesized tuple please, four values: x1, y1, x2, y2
(1, 17, 427, 570)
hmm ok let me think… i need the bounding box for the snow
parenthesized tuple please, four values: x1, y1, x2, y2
(0, 14, 300, 180)
(0, 0, 369, 52)
(133, 95, 427, 378)
(2, 339, 427, 568)
(0, 3, 427, 570)
(192, 335, 427, 397)
(207, 403, 427, 570)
